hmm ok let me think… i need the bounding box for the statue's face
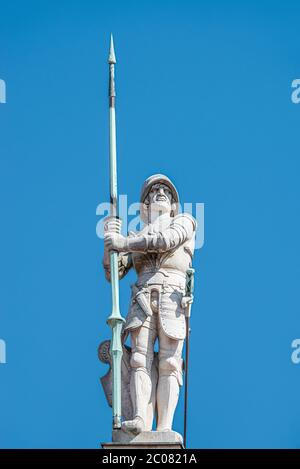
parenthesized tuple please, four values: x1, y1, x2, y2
(146, 183, 173, 215)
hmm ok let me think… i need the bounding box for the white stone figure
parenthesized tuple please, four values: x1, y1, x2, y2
(103, 174, 196, 436)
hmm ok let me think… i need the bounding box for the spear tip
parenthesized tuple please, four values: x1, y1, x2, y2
(108, 33, 116, 64)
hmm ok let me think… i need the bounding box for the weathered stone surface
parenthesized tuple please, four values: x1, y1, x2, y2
(101, 430, 184, 449)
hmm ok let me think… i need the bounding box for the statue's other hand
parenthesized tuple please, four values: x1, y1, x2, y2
(104, 233, 127, 252)
(181, 295, 194, 309)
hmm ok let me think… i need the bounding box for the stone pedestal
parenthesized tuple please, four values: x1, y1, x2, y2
(102, 430, 184, 449)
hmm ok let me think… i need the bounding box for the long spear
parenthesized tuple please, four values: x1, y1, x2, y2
(106, 34, 125, 430)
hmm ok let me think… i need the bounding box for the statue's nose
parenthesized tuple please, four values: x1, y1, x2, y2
(158, 187, 164, 195)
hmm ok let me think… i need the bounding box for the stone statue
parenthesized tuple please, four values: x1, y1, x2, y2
(102, 174, 196, 438)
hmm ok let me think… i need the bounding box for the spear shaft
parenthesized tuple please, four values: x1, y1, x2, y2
(106, 34, 125, 430)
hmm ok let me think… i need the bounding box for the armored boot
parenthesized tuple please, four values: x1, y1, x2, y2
(122, 368, 151, 435)
(156, 374, 180, 431)
(122, 415, 144, 435)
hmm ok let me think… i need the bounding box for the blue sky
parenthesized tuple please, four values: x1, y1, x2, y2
(0, 0, 300, 448)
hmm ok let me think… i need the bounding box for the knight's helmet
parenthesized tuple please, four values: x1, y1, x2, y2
(140, 174, 179, 223)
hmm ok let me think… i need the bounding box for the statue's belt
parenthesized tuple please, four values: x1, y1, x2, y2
(136, 269, 186, 290)
(126, 270, 188, 323)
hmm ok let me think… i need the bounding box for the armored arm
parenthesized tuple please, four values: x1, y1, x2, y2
(124, 214, 196, 253)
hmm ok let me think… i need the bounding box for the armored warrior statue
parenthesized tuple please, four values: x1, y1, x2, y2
(103, 174, 196, 436)
(99, 37, 196, 446)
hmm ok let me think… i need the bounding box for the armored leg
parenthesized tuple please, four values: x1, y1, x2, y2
(156, 330, 184, 432)
(122, 317, 157, 435)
